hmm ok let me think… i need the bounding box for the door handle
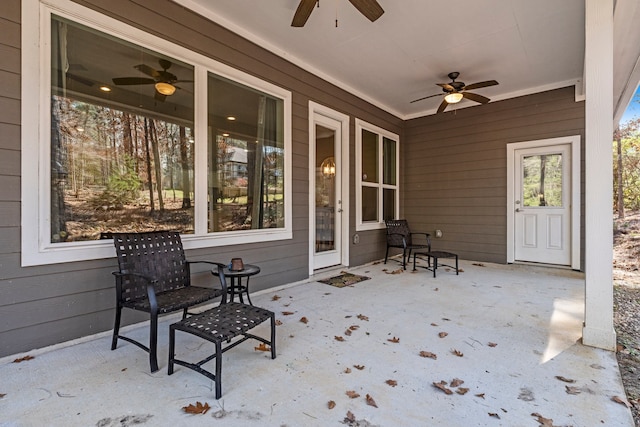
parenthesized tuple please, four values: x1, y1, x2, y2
(515, 208, 521, 212)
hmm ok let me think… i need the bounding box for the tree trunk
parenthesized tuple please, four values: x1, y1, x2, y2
(617, 137, 625, 219)
(144, 118, 155, 212)
(179, 126, 191, 209)
(150, 120, 164, 211)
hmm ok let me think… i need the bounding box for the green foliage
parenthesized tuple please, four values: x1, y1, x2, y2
(614, 120, 640, 211)
(92, 158, 141, 209)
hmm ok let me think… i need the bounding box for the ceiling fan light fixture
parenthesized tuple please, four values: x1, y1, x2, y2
(444, 92, 463, 104)
(155, 82, 176, 96)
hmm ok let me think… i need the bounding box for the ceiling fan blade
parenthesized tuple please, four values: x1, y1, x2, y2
(410, 93, 442, 103)
(462, 91, 490, 104)
(462, 80, 499, 91)
(291, 0, 317, 27)
(348, 0, 385, 22)
(134, 64, 161, 78)
(436, 98, 449, 114)
(436, 83, 455, 91)
(112, 77, 156, 85)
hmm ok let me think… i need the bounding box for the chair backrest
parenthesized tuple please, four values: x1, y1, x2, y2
(385, 219, 411, 247)
(112, 231, 190, 299)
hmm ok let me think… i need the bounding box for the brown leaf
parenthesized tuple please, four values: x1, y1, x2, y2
(281, 311, 295, 316)
(346, 390, 360, 399)
(531, 412, 556, 427)
(451, 349, 463, 357)
(345, 411, 356, 422)
(488, 342, 498, 347)
(433, 381, 453, 395)
(385, 268, 403, 274)
(475, 393, 485, 399)
(438, 332, 448, 338)
(275, 319, 283, 326)
(450, 378, 464, 388)
(430, 323, 438, 326)
(327, 400, 336, 409)
(344, 367, 352, 374)
(365, 394, 378, 408)
(335, 336, 345, 342)
(344, 329, 352, 336)
(183, 401, 211, 415)
(488, 413, 500, 419)
(349, 325, 360, 330)
(456, 387, 469, 395)
(353, 364, 365, 370)
(300, 316, 308, 324)
(472, 263, 485, 267)
(0, 393, 6, 398)
(388, 336, 400, 343)
(385, 379, 397, 387)
(357, 314, 369, 321)
(565, 386, 581, 395)
(13, 355, 35, 363)
(554, 375, 575, 383)
(254, 343, 271, 352)
(612, 395, 631, 408)
(272, 295, 281, 301)
(419, 351, 437, 359)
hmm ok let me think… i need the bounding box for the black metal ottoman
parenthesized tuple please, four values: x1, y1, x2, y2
(413, 251, 459, 277)
(168, 301, 276, 399)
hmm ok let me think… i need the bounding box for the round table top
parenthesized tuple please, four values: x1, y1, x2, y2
(213, 264, 260, 277)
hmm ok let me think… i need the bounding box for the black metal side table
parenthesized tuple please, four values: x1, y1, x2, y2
(213, 264, 260, 305)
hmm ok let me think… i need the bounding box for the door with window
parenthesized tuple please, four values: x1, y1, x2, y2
(312, 114, 343, 270)
(514, 144, 571, 265)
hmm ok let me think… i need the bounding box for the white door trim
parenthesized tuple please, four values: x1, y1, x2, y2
(308, 102, 350, 275)
(507, 135, 581, 269)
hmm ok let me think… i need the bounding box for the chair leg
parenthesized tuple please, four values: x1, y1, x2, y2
(111, 305, 122, 350)
(270, 313, 277, 360)
(384, 246, 390, 264)
(215, 341, 223, 399)
(182, 307, 188, 319)
(149, 312, 159, 373)
(168, 326, 176, 375)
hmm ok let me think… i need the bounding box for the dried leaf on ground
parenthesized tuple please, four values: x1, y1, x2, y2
(433, 381, 453, 395)
(346, 390, 360, 399)
(281, 311, 295, 316)
(254, 343, 271, 352)
(472, 263, 485, 267)
(612, 395, 631, 408)
(357, 314, 369, 321)
(344, 329, 352, 336)
(183, 401, 211, 415)
(450, 378, 464, 387)
(434, 288, 439, 291)
(488, 413, 500, 419)
(488, 342, 498, 347)
(385, 269, 403, 275)
(451, 349, 463, 357)
(456, 388, 469, 395)
(13, 355, 35, 363)
(419, 351, 437, 359)
(531, 412, 556, 427)
(366, 394, 378, 408)
(300, 316, 308, 324)
(565, 386, 581, 395)
(344, 367, 352, 374)
(430, 322, 438, 326)
(345, 411, 356, 422)
(335, 336, 345, 342)
(354, 364, 365, 370)
(388, 336, 400, 343)
(272, 295, 281, 301)
(438, 332, 448, 338)
(275, 319, 283, 326)
(349, 325, 360, 330)
(555, 375, 576, 383)
(0, 393, 6, 398)
(386, 379, 397, 387)
(475, 393, 485, 399)
(327, 400, 336, 409)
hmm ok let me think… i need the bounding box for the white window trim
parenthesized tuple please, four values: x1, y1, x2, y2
(355, 119, 399, 231)
(21, 0, 292, 266)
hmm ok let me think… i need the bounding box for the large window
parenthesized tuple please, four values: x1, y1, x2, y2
(22, 0, 291, 265)
(356, 120, 399, 230)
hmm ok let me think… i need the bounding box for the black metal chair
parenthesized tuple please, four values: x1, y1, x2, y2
(110, 231, 228, 372)
(384, 219, 431, 269)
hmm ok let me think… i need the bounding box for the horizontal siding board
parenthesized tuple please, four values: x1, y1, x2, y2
(0, 202, 19, 227)
(0, 176, 20, 201)
(0, 45, 20, 74)
(0, 148, 20, 176)
(0, 18, 20, 48)
(0, 69, 20, 99)
(0, 227, 20, 254)
(0, 123, 20, 150)
(0, 97, 20, 125)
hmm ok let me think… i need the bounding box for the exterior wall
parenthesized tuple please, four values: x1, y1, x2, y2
(0, 0, 402, 357)
(403, 87, 586, 265)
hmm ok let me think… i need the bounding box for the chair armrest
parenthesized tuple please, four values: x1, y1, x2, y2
(188, 261, 229, 304)
(112, 270, 160, 311)
(410, 232, 431, 249)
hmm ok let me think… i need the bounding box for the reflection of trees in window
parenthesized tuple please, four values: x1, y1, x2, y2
(523, 154, 563, 207)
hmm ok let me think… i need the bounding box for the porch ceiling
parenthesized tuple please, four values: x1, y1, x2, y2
(173, 0, 636, 121)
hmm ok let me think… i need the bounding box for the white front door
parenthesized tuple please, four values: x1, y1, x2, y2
(513, 144, 572, 265)
(311, 114, 343, 270)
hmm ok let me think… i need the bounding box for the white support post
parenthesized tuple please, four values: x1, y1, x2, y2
(582, 0, 616, 350)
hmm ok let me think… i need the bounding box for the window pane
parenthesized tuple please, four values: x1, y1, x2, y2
(383, 188, 395, 221)
(207, 73, 285, 232)
(383, 137, 396, 185)
(362, 129, 378, 183)
(50, 16, 194, 243)
(522, 154, 563, 207)
(362, 186, 378, 222)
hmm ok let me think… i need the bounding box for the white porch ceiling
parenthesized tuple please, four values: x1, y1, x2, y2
(175, 0, 638, 120)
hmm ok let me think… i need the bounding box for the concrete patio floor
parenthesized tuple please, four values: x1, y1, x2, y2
(0, 260, 634, 427)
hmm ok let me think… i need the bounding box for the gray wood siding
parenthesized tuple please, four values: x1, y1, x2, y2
(0, 0, 402, 357)
(403, 87, 585, 265)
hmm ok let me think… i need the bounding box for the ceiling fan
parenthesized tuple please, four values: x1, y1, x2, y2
(291, 0, 384, 27)
(112, 59, 192, 101)
(411, 72, 499, 113)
